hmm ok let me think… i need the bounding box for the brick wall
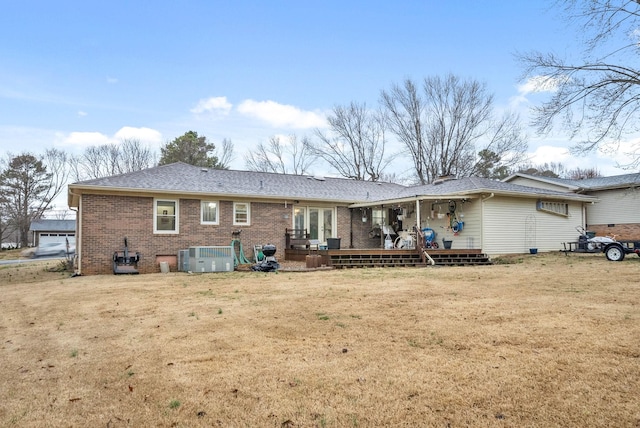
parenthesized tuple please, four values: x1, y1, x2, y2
(586, 223, 640, 241)
(80, 195, 296, 275)
(350, 207, 382, 249)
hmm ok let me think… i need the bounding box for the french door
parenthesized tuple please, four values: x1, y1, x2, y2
(294, 206, 334, 243)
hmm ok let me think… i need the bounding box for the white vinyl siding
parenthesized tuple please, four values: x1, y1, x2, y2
(420, 199, 483, 250)
(482, 196, 584, 255)
(453, 199, 482, 250)
(586, 188, 640, 225)
(507, 177, 574, 192)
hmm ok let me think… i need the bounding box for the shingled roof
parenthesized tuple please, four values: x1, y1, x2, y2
(69, 162, 597, 207)
(504, 172, 640, 191)
(68, 162, 405, 205)
(365, 176, 597, 206)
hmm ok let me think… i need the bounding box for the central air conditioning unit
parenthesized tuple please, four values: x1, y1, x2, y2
(188, 246, 234, 272)
(177, 249, 189, 272)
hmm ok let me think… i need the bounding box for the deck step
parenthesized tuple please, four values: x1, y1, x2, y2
(329, 251, 492, 268)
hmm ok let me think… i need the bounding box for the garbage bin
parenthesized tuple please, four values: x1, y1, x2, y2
(442, 239, 452, 249)
(327, 238, 341, 250)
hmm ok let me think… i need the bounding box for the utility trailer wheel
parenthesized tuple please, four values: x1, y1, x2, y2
(605, 244, 625, 262)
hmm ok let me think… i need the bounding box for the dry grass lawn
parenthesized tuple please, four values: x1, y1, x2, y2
(1, 253, 639, 427)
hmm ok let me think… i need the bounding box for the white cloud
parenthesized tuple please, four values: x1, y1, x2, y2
(510, 75, 570, 108)
(599, 137, 640, 169)
(57, 131, 111, 147)
(237, 99, 327, 129)
(113, 126, 163, 146)
(55, 127, 163, 150)
(191, 96, 233, 115)
(528, 145, 571, 165)
(77, 111, 88, 117)
(106, 76, 118, 84)
(517, 75, 564, 95)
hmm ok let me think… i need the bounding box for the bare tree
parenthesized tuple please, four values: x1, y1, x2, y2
(567, 166, 602, 179)
(119, 139, 156, 173)
(518, 161, 568, 178)
(380, 80, 429, 184)
(216, 138, 234, 170)
(382, 75, 528, 184)
(244, 134, 315, 175)
(245, 136, 287, 174)
(471, 112, 529, 178)
(70, 144, 120, 180)
(518, 0, 640, 167)
(70, 139, 156, 180)
(311, 102, 390, 181)
(41, 148, 72, 214)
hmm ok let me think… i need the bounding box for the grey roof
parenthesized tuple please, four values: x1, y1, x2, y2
(30, 219, 76, 232)
(69, 163, 596, 206)
(394, 176, 596, 201)
(70, 162, 406, 203)
(505, 172, 640, 191)
(564, 172, 640, 190)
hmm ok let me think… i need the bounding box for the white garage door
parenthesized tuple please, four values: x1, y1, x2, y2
(39, 233, 76, 246)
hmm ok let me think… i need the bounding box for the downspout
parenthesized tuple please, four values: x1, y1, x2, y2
(423, 249, 435, 266)
(69, 189, 82, 275)
(349, 208, 353, 249)
(481, 192, 495, 203)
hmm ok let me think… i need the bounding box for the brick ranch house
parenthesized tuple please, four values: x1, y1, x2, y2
(68, 162, 600, 275)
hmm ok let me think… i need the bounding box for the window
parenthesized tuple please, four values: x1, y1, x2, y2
(294, 207, 306, 230)
(201, 201, 219, 224)
(154, 199, 179, 233)
(372, 208, 385, 227)
(233, 202, 250, 225)
(536, 200, 569, 217)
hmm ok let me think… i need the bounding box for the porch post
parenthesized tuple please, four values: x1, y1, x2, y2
(415, 199, 420, 231)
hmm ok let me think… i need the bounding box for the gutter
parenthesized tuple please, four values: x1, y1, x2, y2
(67, 184, 357, 206)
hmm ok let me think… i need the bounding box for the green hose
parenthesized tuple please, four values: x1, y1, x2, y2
(231, 239, 252, 266)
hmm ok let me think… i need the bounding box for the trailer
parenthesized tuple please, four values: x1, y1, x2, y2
(561, 227, 640, 261)
(561, 227, 614, 254)
(601, 240, 640, 262)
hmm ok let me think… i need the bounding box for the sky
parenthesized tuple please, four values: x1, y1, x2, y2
(1, 0, 637, 198)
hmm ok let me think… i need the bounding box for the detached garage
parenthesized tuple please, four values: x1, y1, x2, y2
(29, 219, 76, 247)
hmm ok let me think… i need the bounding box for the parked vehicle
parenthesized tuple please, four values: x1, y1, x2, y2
(33, 242, 75, 257)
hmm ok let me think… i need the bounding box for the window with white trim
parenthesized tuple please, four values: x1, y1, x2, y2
(536, 200, 569, 217)
(233, 202, 250, 225)
(201, 201, 219, 224)
(154, 199, 179, 233)
(372, 208, 385, 227)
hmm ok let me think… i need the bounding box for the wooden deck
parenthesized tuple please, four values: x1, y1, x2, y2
(285, 247, 492, 268)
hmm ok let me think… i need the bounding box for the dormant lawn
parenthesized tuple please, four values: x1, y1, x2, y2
(1, 253, 638, 427)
